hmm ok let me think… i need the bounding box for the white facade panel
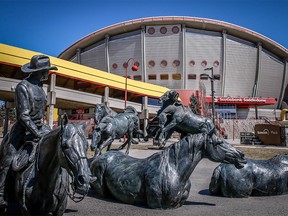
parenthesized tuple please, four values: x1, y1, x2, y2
(257, 51, 284, 108)
(186, 31, 222, 94)
(225, 38, 257, 97)
(109, 34, 142, 78)
(81, 43, 106, 71)
(145, 25, 183, 89)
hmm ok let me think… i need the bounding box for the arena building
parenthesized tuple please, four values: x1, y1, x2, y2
(59, 16, 288, 120)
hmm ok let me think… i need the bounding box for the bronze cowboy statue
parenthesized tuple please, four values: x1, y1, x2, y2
(0, 55, 57, 210)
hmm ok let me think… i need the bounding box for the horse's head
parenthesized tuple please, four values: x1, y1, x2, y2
(159, 90, 179, 104)
(59, 115, 94, 199)
(124, 106, 137, 115)
(203, 134, 246, 169)
(94, 104, 105, 124)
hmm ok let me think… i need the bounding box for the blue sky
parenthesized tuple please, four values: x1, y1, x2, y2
(1, 0, 287, 57)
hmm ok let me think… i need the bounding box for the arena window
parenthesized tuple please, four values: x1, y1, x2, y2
(148, 60, 155, 68)
(201, 60, 207, 67)
(123, 62, 128, 69)
(148, 74, 157, 80)
(160, 74, 169, 80)
(213, 74, 221, 80)
(189, 60, 195, 67)
(188, 74, 197, 80)
(160, 27, 167, 34)
(172, 26, 180, 34)
(160, 60, 168, 68)
(213, 60, 220, 67)
(172, 60, 181, 67)
(148, 27, 155, 35)
(172, 73, 181, 80)
(135, 61, 140, 67)
(200, 75, 208, 80)
(112, 63, 118, 69)
(133, 75, 142, 81)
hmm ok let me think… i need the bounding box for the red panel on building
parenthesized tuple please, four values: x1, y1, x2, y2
(205, 97, 277, 108)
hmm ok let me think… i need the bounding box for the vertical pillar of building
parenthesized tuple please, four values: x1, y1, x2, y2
(182, 24, 187, 89)
(221, 30, 227, 96)
(104, 34, 110, 106)
(278, 59, 288, 109)
(142, 96, 149, 137)
(252, 42, 262, 97)
(103, 86, 110, 106)
(76, 48, 81, 64)
(141, 26, 147, 82)
(105, 34, 110, 73)
(47, 73, 56, 129)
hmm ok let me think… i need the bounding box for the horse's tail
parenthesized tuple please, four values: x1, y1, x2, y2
(209, 165, 222, 195)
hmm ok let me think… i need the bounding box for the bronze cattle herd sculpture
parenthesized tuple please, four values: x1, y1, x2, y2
(0, 56, 286, 215)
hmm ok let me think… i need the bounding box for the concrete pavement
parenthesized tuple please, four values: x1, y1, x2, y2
(1, 137, 288, 215)
(65, 143, 288, 216)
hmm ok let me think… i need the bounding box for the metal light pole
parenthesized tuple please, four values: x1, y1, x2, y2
(124, 58, 138, 108)
(201, 67, 217, 124)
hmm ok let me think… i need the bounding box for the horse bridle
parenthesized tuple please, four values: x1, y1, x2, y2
(60, 123, 89, 202)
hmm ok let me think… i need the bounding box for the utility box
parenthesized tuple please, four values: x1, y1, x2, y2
(254, 124, 288, 146)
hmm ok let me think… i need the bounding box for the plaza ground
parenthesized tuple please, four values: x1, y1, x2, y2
(66, 142, 288, 216)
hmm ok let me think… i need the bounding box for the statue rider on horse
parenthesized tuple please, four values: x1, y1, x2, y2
(0, 55, 57, 209)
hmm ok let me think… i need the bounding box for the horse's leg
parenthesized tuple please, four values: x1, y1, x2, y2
(156, 113, 168, 142)
(160, 129, 174, 148)
(118, 133, 130, 150)
(124, 130, 134, 155)
(177, 180, 191, 208)
(158, 118, 177, 147)
(99, 137, 115, 154)
(90, 159, 110, 197)
(209, 165, 222, 195)
(145, 180, 163, 209)
(53, 196, 67, 216)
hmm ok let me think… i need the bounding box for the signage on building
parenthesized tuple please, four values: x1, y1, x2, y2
(217, 97, 267, 103)
(205, 96, 277, 107)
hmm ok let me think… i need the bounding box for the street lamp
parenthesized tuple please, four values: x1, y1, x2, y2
(201, 67, 219, 124)
(124, 58, 138, 108)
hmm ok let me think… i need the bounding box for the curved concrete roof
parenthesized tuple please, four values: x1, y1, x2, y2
(58, 16, 288, 60)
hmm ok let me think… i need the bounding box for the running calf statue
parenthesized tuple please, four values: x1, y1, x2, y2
(90, 133, 246, 209)
(209, 154, 288, 198)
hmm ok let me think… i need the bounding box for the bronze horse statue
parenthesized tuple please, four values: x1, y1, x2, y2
(94, 103, 117, 125)
(209, 154, 288, 198)
(90, 133, 246, 209)
(91, 106, 141, 156)
(148, 90, 216, 148)
(92, 104, 144, 146)
(0, 115, 93, 215)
